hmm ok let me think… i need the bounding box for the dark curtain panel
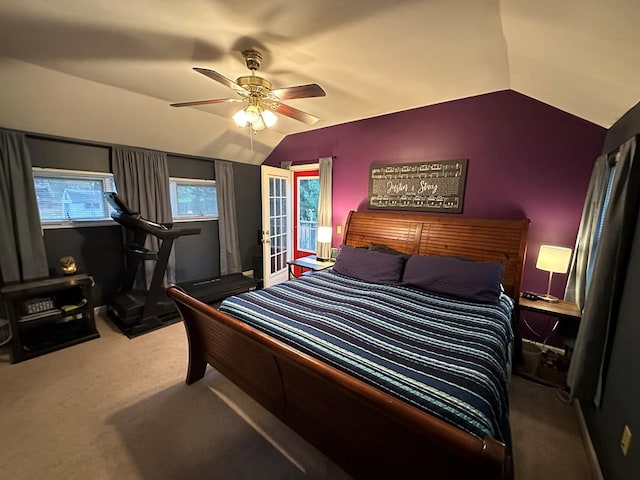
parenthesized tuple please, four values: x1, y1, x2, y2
(215, 160, 241, 275)
(568, 136, 640, 406)
(0, 131, 48, 284)
(112, 147, 174, 286)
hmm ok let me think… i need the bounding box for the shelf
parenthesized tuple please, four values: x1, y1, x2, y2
(21, 315, 97, 353)
(0, 274, 99, 363)
(516, 338, 571, 389)
(18, 309, 61, 323)
(17, 298, 89, 326)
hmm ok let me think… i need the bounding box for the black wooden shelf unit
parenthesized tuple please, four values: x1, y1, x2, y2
(0, 274, 100, 363)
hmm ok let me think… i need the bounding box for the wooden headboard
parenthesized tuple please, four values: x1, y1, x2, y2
(343, 210, 529, 300)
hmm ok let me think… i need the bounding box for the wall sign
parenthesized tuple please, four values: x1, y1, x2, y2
(368, 159, 468, 213)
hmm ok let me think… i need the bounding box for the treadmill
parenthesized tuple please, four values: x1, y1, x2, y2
(105, 192, 258, 337)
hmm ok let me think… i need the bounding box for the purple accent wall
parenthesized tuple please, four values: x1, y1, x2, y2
(265, 90, 606, 339)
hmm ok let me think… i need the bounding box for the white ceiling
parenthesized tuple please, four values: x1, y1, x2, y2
(1, 0, 639, 164)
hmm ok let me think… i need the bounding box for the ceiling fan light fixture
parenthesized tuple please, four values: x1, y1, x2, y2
(261, 108, 278, 128)
(232, 109, 249, 127)
(233, 104, 276, 131)
(251, 114, 266, 131)
(245, 105, 262, 124)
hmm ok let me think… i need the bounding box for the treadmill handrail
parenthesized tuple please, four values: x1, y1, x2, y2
(111, 212, 201, 239)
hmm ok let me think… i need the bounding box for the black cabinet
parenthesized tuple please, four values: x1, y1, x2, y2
(1, 274, 100, 363)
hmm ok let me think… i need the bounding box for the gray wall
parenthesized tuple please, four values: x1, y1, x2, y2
(232, 162, 262, 276)
(582, 101, 640, 480)
(602, 100, 640, 155)
(26, 134, 261, 306)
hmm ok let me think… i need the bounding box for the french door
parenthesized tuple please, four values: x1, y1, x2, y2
(261, 166, 292, 287)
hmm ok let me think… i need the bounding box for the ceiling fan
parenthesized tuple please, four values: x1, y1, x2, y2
(170, 49, 326, 131)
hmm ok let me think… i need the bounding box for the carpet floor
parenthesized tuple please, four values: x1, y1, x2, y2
(0, 313, 595, 479)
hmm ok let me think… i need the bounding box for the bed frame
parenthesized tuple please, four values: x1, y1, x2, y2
(166, 210, 529, 479)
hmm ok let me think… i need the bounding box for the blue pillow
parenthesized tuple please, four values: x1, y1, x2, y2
(401, 255, 504, 304)
(333, 245, 406, 284)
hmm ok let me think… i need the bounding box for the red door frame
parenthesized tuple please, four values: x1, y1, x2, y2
(292, 169, 319, 277)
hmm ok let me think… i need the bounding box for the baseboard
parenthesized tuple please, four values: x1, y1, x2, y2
(574, 398, 604, 480)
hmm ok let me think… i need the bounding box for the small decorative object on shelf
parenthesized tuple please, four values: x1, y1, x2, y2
(538, 349, 569, 386)
(60, 256, 78, 275)
(21, 296, 56, 315)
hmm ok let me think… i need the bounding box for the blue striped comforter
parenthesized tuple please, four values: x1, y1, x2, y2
(219, 270, 513, 442)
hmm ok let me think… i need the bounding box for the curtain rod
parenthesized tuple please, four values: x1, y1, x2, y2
(285, 155, 337, 164)
(15, 129, 227, 163)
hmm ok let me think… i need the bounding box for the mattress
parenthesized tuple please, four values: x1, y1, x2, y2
(220, 270, 514, 443)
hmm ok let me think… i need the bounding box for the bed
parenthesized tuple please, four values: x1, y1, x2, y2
(166, 210, 529, 479)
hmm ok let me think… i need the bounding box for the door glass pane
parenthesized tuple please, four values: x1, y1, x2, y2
(269, 177, 288, 276)
(297, 177, 320, 252)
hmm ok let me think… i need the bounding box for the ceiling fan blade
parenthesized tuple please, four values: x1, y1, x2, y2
(271, 84, 326, 101)
(269, 102, 320, 125)
(193, 67, 250, 97)
(170, 98, 243, 107)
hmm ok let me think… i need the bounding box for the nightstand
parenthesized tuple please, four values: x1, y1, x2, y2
(517, 295, 581, 386)
(286, 255, 335, 279)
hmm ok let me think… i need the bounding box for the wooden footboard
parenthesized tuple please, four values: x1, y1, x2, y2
(167, 286, 514, 479)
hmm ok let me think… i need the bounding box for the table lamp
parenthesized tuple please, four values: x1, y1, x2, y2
(316, 226, 333, 261)
(535, 245, 572, 302)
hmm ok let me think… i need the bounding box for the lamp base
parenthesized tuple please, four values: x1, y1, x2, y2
(538, 293, 560, 303)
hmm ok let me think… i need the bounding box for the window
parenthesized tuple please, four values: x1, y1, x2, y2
(169, 177, 218, 221)
(586, 157, 617, 289)
(33, 169, 218, 226)
(33, 168, 117, 227)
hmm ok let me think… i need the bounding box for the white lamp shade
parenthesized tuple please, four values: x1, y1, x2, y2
(232, 109, 249, 127)
(536, 245, 572, 273)
(261, 109, 278, 127)
(317, 226, 332, 243)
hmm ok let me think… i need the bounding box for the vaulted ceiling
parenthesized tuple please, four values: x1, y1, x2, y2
(0, 0, 638, 164)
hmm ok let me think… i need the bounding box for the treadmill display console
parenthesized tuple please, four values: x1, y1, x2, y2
(104, 191, 138, 217)
(104, 192, 168, 230)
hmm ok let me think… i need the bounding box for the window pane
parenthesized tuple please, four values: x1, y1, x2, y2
(175, 184, 217, 216)
(34, 175, 109, 221)
(586, 163, 617, 288)
(169, 178, 218, 220)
